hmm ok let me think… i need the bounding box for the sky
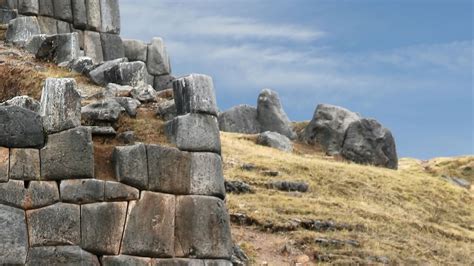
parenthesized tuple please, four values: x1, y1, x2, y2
(119, 0, 473, 159)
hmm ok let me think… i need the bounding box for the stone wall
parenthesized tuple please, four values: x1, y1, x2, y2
(0, 76, 232, 265)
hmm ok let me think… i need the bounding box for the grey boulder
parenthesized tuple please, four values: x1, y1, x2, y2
(105, 61, 147, 87)
(81, 98, 125, 124)
(123, 39, 147, 62)
(0, 204, 28, 264)
(156, 99, 176, 121)
(256, 131, 293, 152)
(0, 106, 45, 148)
(52, 0, 73, 22)
(6, 16, 41, 46)
(38, 0, 54, 16)
(101, 33, 124, 61)
(3, 95, 40, 112)
(146, 37, 171, 75)
(26, 246, 100, 266)
(18, 0, 39, 15)
(113, 143, 148, 190)
(0, 8, 17, 24)
(341, 118, 398, 169)
(104, 83, 134, 97)
(114, 97, 141, 117)
(257, 89, 296, 139)
(154, 74, 175, 91)
(88, 57, 128, 85)
(25, 34, 48, 55)
(130, 84, 158, 103)
(67, 56, 94, 74)
(218, 104, 261, 134)
(173, 74, 218, 116)
(36, 32, 80, 64)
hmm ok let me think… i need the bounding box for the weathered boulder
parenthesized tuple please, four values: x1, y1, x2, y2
(100, 0, 120, 34)
(341, 118, 398, 169)
(267, 181, 309, 193)
(104, 83, 133, 97)
(37, 16, 57, 34)
(0, 8, 17, 24)
(165, 114, 221, 153)
(302, 104, 361, 155)
(123, 39, 147, 62)
(0, 0, 17, 9)
(147, 145, 225, 198)
(71, 0, 87, 29)
(3, 95, 40, 112)
(104, 181, 139, 201)
(0, 180, 59, 209)
(9, 148, 41, 180)
(81, 202, 127, 255)
(36, 32, 80, 64)
(88, 57, 128, 85)
(156, 99, 177, 121)
(121, 191, 175, 257)
(147, 37, 171, 75)
(40, 127, 94, 180)
(173, 74, 218, 116)
(101, 33, 125, 61)
(175, 196, 233, 258)
(40, 78, 81, 134)
(105, 61, 147, 87)
(154, 74, 175, 91)
(117, 131, 135, 145)
(114, 97, 140, 117)
(218, 104, 261, 134)
(6, 16, 41, 46)
(84, 30, 103, 63)
(38, 0, 54, 16)
(81, 98, 125, 124)
(102, 255, 152, 266)
(0, 106, 45, 148)
(0, 147, 8, 182)
(26, 246, 100, 265)
(26, 203, 80, 246)
(60, 179, 105, 204)
(18, 0, 39, 15)
(87, 126, 117, 136)
(205, 260, 233, 266)
(52, 0, 73, 22)
(25, 34, 48, 55)
(67, 56, 94, 74)
(113, 143, 148, 189)
(257, 89, 296, 139)
(130, 84, 157, 103)
(256, 131, 293, 152)
(85, 0, 101, 31)
(224, 180, 253, 194)
(0, 204, 28, 264)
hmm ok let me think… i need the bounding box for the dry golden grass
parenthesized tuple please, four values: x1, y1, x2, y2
(222, 132, 474, 264)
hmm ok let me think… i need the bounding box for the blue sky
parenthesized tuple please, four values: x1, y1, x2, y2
(120, 0, 473, 159)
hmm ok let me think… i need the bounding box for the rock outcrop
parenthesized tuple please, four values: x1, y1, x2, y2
(257, 89, 297, 140)
(257, 131, 293, 152)
(219, 104, 261, 134)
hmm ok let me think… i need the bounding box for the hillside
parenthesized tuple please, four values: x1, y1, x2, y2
(1, 38, 473, 265)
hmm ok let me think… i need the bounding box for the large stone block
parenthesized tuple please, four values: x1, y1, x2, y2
(39, 78, 81, 134)
(101, 33, 125, 61)
(40, 127, 94, 180)
(88, 57, 128, 85)
(218, 104, 261, 134)
(165, 113, 221, 153)
(81, 98, 125, 124)
(188, 152, 226, 198)
(173, 74, 218, 116)
(72, 0, 86, 29)
(0, 0, 17, 9)
(0, 147, 8, 182)
(0, 106, 45, 148)
(85, 0, 101, 31)
(38, 0, 54, 16)
(113, 143, 148, 189)
(53, 0, 73, 22)
(26, 203, 80, 246)
(153, 259, 205, 266)
(121, 191, 175, 257)
(5, 16, 41, 46)
(102, 255, 152, 266)
(0, 204, 28, 264)
(123, 39, 147, 62)
(3, 95, 40, 113)
(56, 19, 72, 34)
(114, 97, 141, 117)
(146, 37, 171, 75)
(100, 0, 120, 34)
(154, 74, 175, 91)
(81, 202, 127, 255)
(256, 131, 293, 152)
(18, 0, 39, 15)
(25, 34, 48, 54)
(0, 8, 17, 24)
(60, 179, 105, 204)
(257, 89, 296, 139)
(105, 61, 147, 87)
(104, 181, 139, 201)
(84, 30, 103, 63)
(175, 196, 233, 259)
(26, 246, 100, 265)
(36, 32, 80, 64)
(37, 16, 58, 34)
(0, 180, 59, 209)
(9, 148, 40, 180)
(204, 260, 233, 266)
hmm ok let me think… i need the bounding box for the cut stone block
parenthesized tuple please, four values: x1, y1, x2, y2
(0, 106, 45, 148)
(104, 181, 139, 201)
(204, 260, 233, 266)
(25, 34, 48, 54)
(173, 74, 218, 116)
(38, 0, 54, 17)
(0, 0, 17, 9)
(101, 32, 124, 61)
(88, 57, 128, 85)
(81, 98, 125, 124)
(113, 143, 148, 190)
(40, 127, 94, 180)
(67, 56, 93, 74)
(105, 61, 147, 87)
(39, 78, 81, 134)
(84, 30, 103, 63)
(114, 97, 141, 117)
(26, 246, 100, 265)
(5, 16, 41, 46)
(60, 179, 105, 204)
(26, 203, 80, 246)
(9, 148, 40, 180)
(0, 180, 59, 209)
(18, 0, 39, 15)
(218, 104, 261, 134)
(165, 113, 221, 153)
(121, 191, 175, 257)
(154, 74, 175, 91)
(53, 0, 73, 22)
(3, 95, 40, 113)
(56, 19, 72, 34)
(146, 37, 171, 75)
(175, 196, 233, 259)
(153, 259, 205, 266)
(0, 8, 17, 24)
(0, 204, 28, 264)
(85, 0, 101, 31)
(36, 32, 80, 64)
(123, 39, 147, 62)
(37, 16, 57, 34)
(100, 0, 120, 34)
(81, 202, 127, 255)
(104, 83, 133, 97)
(72, 0, 87, 29)
(102, 255, 152, 266)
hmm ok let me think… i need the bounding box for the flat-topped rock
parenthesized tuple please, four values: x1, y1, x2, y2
(88, 57, 128, 85)
(173, 74, 218, 116)
(0, 204, 28, 264)
(0, 106, 45, 148)
(0, 180, 59, 209)
(26, 246, 100, 266)
(218, 104, 261, 134)
(6, 16, 41, 47)
(256, 131, 293, 152)
(60, 179, 105, 204)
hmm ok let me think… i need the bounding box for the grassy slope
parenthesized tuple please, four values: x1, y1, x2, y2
(222, 133, 473, 265)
